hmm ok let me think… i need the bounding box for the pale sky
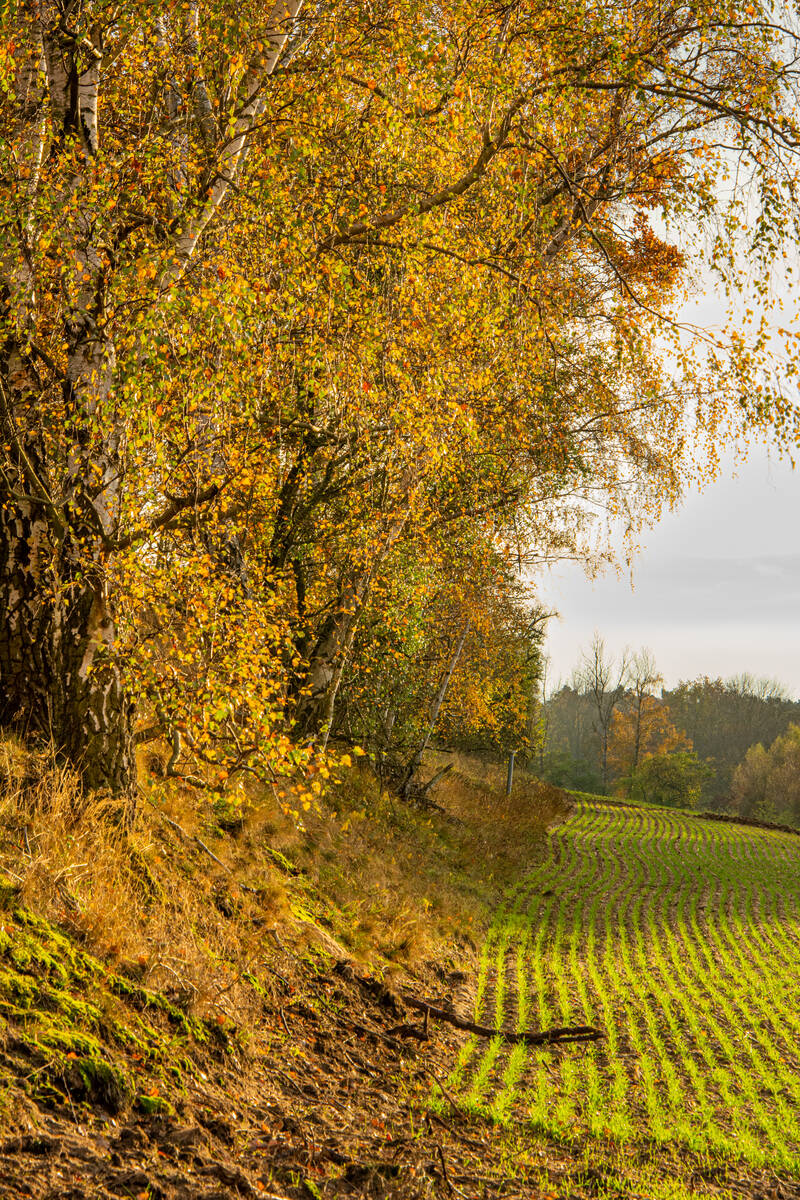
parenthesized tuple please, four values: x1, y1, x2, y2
(538, 195, 800, 700)
(538, 449, 800, 697)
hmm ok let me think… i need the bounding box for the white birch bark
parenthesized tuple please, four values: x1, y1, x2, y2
(183, 3, 218, 149)
(159, 0, 304, 292)
(401, 623, 471, 797)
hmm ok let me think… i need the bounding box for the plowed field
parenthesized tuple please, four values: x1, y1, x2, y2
(446, 798, 800, 1174)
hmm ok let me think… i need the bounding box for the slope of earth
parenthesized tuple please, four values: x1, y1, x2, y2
(0, 745, 571, 1200)
(2, 745, 800, 1200)
(0, 887, 475, 1200)
(448, 795, 800, 1195)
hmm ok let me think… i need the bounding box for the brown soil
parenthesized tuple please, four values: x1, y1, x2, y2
(694, 810, 800, 835)
(0, 937, 551, 1200)
(3, 942, 799, 1200)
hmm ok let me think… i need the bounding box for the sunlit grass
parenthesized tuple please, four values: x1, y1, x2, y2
(454, 795, 800, 1176)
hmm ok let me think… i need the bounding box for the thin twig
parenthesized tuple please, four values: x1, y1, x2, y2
(275, 1068, 306, 1098)
(425, 1111, 487, 1152)
(437, 1144, 469, 1199)
(423, 1066, 469, 1120)
(156, 810, 259, 894)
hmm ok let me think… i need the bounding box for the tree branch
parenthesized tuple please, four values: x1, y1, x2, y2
(317, 91, 528, 251)
(113, 481, 222, 551)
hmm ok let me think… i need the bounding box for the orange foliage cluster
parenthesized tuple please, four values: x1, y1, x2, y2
(608, 698, 690, 780)
(1, 0, 800, 794)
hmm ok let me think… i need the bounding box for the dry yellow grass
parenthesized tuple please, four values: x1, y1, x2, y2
(289, 750, 571, 968)
(0, 735, 570, 1030)
(0, 736, 289, 1028)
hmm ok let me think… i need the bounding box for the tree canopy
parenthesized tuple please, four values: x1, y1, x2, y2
(2, 0, 800, 799)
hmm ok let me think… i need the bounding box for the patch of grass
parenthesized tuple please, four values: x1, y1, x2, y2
(0, 877, 211, 1114)
(286, 752, 569, 969)
(453, 795, 800, 1179)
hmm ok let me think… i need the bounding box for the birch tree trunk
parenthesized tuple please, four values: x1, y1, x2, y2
(0, 309, 134, 791)
(0, 9, 133, 793)
(400, 622, 470, 799)
(0, 0, 302, 796)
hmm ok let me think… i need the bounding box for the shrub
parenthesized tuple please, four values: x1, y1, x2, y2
(628, 751, 712, 809)
(731, 724, 800, 825)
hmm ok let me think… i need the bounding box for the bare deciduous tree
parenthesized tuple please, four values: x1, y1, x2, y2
(575, 634, 631, 791)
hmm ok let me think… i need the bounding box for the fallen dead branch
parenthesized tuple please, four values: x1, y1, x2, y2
(401, 994, 603, 1046)
(331, 961, 603, 1047)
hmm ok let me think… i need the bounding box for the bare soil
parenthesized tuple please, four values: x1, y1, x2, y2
(3, 939, 800, 1200)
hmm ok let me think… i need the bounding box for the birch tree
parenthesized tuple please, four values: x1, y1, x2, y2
(0, 0, 304, 795)
(1, 0, 799, 801)
(576, 635, 631, 791)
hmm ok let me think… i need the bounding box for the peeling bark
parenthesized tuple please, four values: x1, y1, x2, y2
(0, 493, 134, 795)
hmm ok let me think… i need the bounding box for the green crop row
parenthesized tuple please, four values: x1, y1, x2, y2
(446, 799, 800, 1174)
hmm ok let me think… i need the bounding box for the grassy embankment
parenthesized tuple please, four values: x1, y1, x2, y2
(0, 737, 564, 1125)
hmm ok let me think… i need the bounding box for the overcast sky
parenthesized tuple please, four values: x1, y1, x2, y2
(538, 449, 800, 697)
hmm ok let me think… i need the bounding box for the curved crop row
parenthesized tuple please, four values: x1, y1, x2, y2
(452, 798, 800, 1173)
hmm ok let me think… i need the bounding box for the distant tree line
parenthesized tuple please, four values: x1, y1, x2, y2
(663, 676, 800, 799)
(3, 0, 800, 812)
(539, 635, 800, 821)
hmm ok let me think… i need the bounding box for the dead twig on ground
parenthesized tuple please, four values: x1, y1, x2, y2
(403, 994, 603, 1046)
(423, 1066, 471, 1121)
(384, 1020, 430, 1040)
(341, 1015, 410, 1055)
(155, 810, 260, 894)
(425, 1110, 487, 1152)
(437, 1144, 470, 1199)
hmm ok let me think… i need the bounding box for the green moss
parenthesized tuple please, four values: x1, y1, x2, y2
(24, 1053, 130, 1113)
(0, 888, 210, 1115)
(0, 878, 21, 909)
(7, 939, 71, 987)
(243, 971, 267, 998)
(35, 1025, 104, 1057)
(136, 1093, 176, 1116)
(0, 963, 38, 1006)
(73, 1056, 129, 1110)
(105, 973, 206, 1042)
